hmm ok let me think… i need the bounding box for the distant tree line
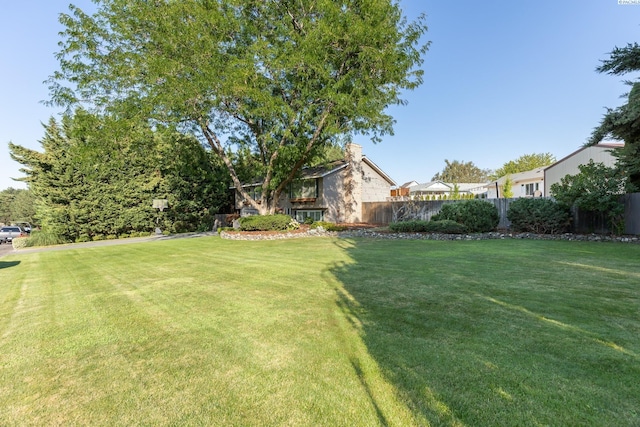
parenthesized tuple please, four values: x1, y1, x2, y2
(0, 188, 36, 226)
(9, 111, 232, 242)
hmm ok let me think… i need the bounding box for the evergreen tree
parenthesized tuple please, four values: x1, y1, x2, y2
(589, 42, 640, 190)
(10, 112, 231, 241)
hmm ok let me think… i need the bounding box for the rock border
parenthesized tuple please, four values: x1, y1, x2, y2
(220, 228, 640, 244)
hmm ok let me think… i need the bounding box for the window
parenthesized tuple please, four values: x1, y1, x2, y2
(290, 179, 318, 200)
(524, 182, 539, 196)
(295, 210, 324, 222)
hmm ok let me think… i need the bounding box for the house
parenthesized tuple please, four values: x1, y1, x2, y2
(234, 143, 396, 223)
(388, 181, 487, 200)
(543, 143, 623, 197)
(486, 167, 545, 198)
(390, 180, 418, 197)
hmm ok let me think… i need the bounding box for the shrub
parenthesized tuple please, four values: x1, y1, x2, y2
(425, 220, 468, 234)
(389, 220, 430, 232)
(12, 237, 29, 250)
(303, 216, 315, 225)
(239, 214, 297, 231)
(24, 230, 67, 247)
(389, 219, 468, 234)
(432, 200, 499, 232)
(310, 221, 347, 232)
(507, 198, 570, 234)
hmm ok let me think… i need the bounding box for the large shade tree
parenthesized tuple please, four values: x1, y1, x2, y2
(49, 0, 429, 214)
(431, 160, 491, 183)
(589, 42, 640, 190)
(491, 153, 556, 180)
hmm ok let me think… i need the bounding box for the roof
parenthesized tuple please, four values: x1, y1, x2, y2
(233, 154, 397, 187)
(487, 167, 545, 186)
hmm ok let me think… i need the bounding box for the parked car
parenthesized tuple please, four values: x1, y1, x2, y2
(0, 226, 28, 244)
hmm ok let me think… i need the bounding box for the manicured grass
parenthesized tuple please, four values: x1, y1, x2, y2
(1, 237, 639, 426)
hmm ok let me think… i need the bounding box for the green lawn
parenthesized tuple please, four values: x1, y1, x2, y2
(1, 236, 639, 426)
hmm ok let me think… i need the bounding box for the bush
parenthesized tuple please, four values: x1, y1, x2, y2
(507, 198, 570, 234)
(310, 221, 347, 232)
(432, 200, 499, 232)
(389, 220, 430, 232)
(24, 230, 67, 247)
(239, 214, 298, 231)
(12, 237, 29, 250)
(425, 220, 468, 234)
(389, 219, 468, 234)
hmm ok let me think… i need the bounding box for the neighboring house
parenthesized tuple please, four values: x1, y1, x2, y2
(405, 181, 488, 199)
(486, 167, 545, 199)
(234, 143, 396, 223)
(391, 180, 419, 197)
(543, 143, 623, 197)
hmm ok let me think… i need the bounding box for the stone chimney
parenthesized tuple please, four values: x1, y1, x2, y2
(343, 143, 363, 223)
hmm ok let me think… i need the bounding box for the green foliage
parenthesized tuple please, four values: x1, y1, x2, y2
(389, 219, 467, 234)
(431, 160, 491, 183)
(507, 198, 570, 234)
(589, 43, 640, 189)
(239, 214, 297, 231)
(432, 200, 499, 232)
(310, 221, 347, 232)
(389, 220, 430, 232)
(550, 160, 630, 233)
(24, 231, 67, 247)
(10, 112, 231, 241)
(491, 153, 556, 180)
(49, 0, 429, 215)
(425, 220, 468, 234)
(502, 176, 514, 198)
(11, 237, 29, 250)
(0, 188, 36, 226)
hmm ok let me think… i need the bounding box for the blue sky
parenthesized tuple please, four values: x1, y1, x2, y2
(1, 0, 638, 190)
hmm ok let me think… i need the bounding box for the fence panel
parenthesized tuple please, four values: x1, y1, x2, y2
(363, 194, 640, 235)
(624, 193, 640, 235)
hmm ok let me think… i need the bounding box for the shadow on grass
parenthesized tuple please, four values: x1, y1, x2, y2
(329, 238, 640, 427)
(0, 260, 20, 270)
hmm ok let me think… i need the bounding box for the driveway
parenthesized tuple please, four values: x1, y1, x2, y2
(0, 232, 217, 258)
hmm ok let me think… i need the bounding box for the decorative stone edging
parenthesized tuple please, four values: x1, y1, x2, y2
(220, 228, 338, 240)
(220, 229, 640, 243)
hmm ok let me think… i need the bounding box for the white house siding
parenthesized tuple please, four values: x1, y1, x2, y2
(544, 144, 621, 196)
(486, 168, 544, 199)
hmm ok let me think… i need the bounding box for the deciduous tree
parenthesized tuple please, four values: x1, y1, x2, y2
(48, 0, 429, 215)
(431, 160, 490, 183)
(491, 153, 555, 180)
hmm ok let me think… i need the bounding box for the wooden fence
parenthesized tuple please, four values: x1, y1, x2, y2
(362, 193, 640, 235)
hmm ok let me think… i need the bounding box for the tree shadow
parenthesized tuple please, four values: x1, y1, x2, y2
(0, 260, 20, 269)
(328, 238, 640, 426)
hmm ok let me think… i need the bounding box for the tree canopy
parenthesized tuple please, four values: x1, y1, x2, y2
(491, 153, 555, 180)
(589, 42, 640, 190)
(49, 0, 429, 214)
(10, 112, 231, 242)
(431, 160, 491, 183)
